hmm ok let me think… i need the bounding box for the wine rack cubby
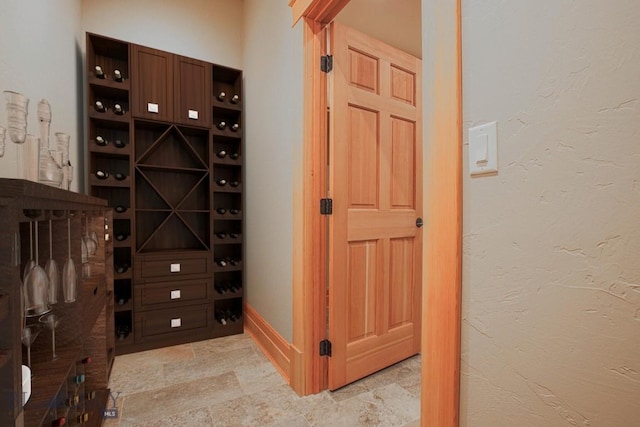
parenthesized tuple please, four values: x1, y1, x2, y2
(0, 179, 113, 427)
(87, 33, 244, 355)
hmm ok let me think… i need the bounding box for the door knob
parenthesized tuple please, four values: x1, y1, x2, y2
(416, 217, 423, 228)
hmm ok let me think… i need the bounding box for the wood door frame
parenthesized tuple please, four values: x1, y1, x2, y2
(289, 0, 462, 425)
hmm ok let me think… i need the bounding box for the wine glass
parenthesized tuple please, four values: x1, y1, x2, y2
(83, 215, 97, 257)
(45, 219, 59, 304)
(23, 222, 35, 282)
(21, 324, 42, 369)
(39, 313, 61, 360)
(24, 221, 51, 316)
(62, 216, 77, 303)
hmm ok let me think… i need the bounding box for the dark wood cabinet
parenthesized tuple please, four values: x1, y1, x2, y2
(131, 45, 174, 122)
(174, 55, 212, 127)
(87, 33, 244, 356)
(0, 179, 113, 427)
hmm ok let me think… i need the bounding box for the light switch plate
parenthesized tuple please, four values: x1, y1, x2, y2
(147, 102, 159, 113)
(469, 121, 498, 176)
(188, 109, 199, 120)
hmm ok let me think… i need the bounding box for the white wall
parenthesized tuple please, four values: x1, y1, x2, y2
(81, 0, 244, 68)
(242, 0, 303, 342)
(460, 1, 640, 425)
(0, 0, 83, 191)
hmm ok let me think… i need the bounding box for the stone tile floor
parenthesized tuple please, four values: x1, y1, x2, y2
(104, 333, 421, 426)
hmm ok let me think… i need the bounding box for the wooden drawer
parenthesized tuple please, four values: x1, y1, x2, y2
(135, 278, 212, 310)
(135, 305, 212, 342)
(135, 252, 211, 282)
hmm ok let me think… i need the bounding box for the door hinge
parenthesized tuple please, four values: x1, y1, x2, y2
(320, 339, 332, 357)
(320, 198, 333, 215)
(321, 55, 333, 73)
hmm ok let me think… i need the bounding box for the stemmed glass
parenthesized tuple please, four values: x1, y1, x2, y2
(21, 324, 42, 369)
(23, 222, 35, 282)
(24, 221, 51, 316)
(44, 219, 59, 304)
(83, 215, 97, 257)
(62, 216, 77, 303)
(39, 313, 61, 360)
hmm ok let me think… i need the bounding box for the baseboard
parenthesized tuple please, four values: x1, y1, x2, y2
(244, 303, 292, 383)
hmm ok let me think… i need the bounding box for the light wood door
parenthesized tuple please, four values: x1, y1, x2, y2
(328, 22, 423, 389)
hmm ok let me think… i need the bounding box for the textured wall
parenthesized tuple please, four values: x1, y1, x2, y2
(0, 0, 83, 190)
(242, 0, 303, 342)
(460, 1, 640, 425)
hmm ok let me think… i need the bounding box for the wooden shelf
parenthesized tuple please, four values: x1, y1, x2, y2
(89, 76, 131, 91)
(88, 109, 130, 124)
(89, 142, 131, 157)
(212, 100, 242, 112)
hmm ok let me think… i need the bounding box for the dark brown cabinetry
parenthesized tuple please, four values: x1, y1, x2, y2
(0, 179, 113, 427)
(86, 33, 244, 355)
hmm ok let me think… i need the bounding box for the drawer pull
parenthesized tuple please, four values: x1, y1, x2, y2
(171, 318, 182, 328)
(170, 263, 181, 273)
(188, 109, 199, 120)
(170, 290, 181, 300)
(147, 102, 159, 113)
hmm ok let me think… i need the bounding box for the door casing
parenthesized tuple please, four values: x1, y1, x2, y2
(288, 1, 462, 425)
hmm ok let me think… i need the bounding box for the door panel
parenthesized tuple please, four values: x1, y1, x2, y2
(328, 22, 422, 389)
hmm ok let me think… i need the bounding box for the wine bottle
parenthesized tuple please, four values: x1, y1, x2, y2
(217, 121, 227, 130)
(65, 395, 79, 407)
(113, 69, 124, 82)
(216, 150, 227, 158)
(115, 233, 129, 241)
(229, 180, 240, 187)
(95, 135, 108, 146)
(215, 283, 227, 294)
(229, 208, 240, 215)
(215, 310, 228, 325)
(114, 139, 126, 148)
(230, 94, 240, 104)
(228, 310, 240, 322)
(229, 283, 241, 293)
(216, 179, 227, 187)
(51, 417, 67, 427)
(115, 205, 127, 213)
(95, 65, 105, 79)
(229, 152, 240, 160)
(77, 412, 89, 424)
(229, 258, 240, 266)
(217, 91, 226, 101)
(230, 123, 240, 132)
(229, 232, 240, 239)
(215, 258, 228, 267)
(114, 173, 127, 181)
(95, 170, 109, 180)
(216, 232, 227, 239)
(113, 103, 125, 115)
(216, 207, 227, 215)
(94, 100, 106, 112)
(115, 264, 129, 274)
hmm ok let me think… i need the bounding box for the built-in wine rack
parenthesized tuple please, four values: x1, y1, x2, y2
(86, 33, 244, 354)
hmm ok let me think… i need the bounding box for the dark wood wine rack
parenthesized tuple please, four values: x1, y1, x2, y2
(86, 33, 244, 355)
(0, 179, 113, 427)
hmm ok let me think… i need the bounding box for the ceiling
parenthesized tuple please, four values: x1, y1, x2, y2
(334, 0, 422, 58)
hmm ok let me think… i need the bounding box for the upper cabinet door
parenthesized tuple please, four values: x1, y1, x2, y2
(132, 45, 174, 122)
(174, 55, 211, 127)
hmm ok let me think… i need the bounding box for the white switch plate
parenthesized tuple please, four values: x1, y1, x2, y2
(469, 121, 498, 176)
(171, 318, 182, 328)
(147, 102, 159, 113)
(170, 263, 181, 273)
(170, 290, 181, 300)
(188, 109, 199, 120)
